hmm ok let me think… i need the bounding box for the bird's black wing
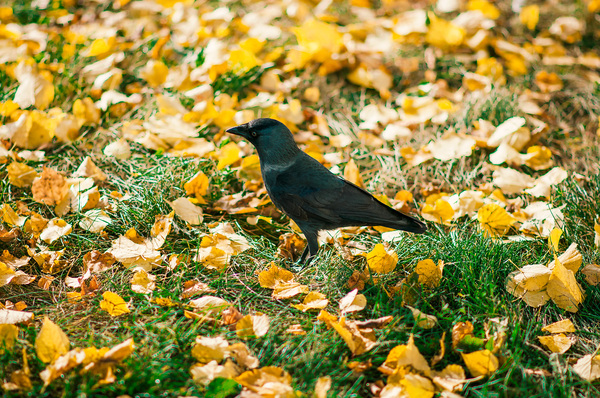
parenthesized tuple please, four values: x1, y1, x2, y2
(267, 153, 425, 232)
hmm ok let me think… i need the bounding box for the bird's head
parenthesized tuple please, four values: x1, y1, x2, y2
(226, 118, 300, 161)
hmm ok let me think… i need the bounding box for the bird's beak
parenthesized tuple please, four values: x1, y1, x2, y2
(226, 124, 249, 139)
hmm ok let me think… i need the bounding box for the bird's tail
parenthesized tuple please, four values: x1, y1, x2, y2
(383, 211, 427, 234)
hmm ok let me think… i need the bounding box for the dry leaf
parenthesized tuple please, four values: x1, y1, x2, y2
(32, 167, 69, 206)
(461, 350, 498, 377)
(365, 244, 398, 274)
(541, 319, 576, 334)
(572, 354, 600, 381)
(291, 291, 329, 312)
(35, 317, 70, 363)
(339, 289, 367, 314)
(168, 197, 204, 225)
(477, 203, 516, 237)
(547, 258, 584, 313)
(406, 306, 438, 329)
(538, 334, 574, 354)
(236, 314, 270, 338)
(99, 291, 130, 316)
(414, 259, 444, 288)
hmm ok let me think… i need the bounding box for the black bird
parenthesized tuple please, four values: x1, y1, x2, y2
(227, 118, 427, 265)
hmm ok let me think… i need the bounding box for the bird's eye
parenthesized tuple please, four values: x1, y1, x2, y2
(251, 131, 258, 137)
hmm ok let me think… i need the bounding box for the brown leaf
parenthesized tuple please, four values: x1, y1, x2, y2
(452, 322, 474, 348)
(276, 233, 306, 261)
(31, 167, 69, 206)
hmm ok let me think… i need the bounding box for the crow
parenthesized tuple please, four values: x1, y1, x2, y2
(227, 118, 427, 265)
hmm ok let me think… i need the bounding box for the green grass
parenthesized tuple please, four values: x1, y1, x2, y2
(2, 0, 600, 397)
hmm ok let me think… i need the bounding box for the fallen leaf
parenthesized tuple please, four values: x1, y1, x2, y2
(130, 269, 156, 294)
(582, 264, 600, 286)
(541, 319, 576, 334)
(291, 291, 329, 312)
(365, 244, 398, 274)
(32, 167, 69, 206)
(35, 317, 70, 363)
(572, 354, 600, 381)
(461, 350, 498, 377)
(168, 197, 204, 225)
(406, 306, 438, 329)
(236, 314, 270, 338)
(477, 203, 516, 237)
(7, 162, 37, 187)
(383, 334, 430, 374)
(547, 257, 584, 313)
(538, 334, 574, 354)
(339, 289, 367, 314)
(414, 259, 444, 288)
(39, 218, 72, 244)
(0, 324, 18, 353)
(99, 291, 130, 316)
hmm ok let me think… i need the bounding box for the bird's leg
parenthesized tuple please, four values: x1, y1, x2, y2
(299, 245, 310, 264)
(298, 233, 319, 265)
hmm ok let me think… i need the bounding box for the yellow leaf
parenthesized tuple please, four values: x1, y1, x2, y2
(477, 203, 516, 237)
(272, 281, 309, 300)
(548, 228, 562, 252)
(73, 97, 100, 125)
(554, 243, 582, 273)
(414, 259, 444, 288)
(426, 13, 465, 49)
(384, 334, 430, 374)
(86, 37, 116, 58)
(35, 317, 70, 363)
(39, 218, 72, 244)
(421, 199, 454, 225)
(535, 71, 564, 93)
(304, 87, 320, 103)
(236, 367, 295, 396)
(365, 244, 398, 274)
(339, 289, 367, 314)
(347, 65, 392, 99)
(538, 334, 574, 354)
(547, 257, 583, 313)
(291, 291, 329, 312)
(1, 203, 26, 227)
(432, 364, 467, 392)
(400, 373, 435, 398)
(290, 19, 343, 65)
(184, 170, 209, 199)
(100, 291, 130, 316)
(594, 218, 600, 247)
(343, 159, 365, 188)
(328, 317, 376, 356)
(525, 146, 553, 170)
(130, 269, 156, 294)
(467, 0, 500, 19)
(406, 306, 438, 329)
(228, 48, 261, 70)
(236, 314, 270, 338)
(7, 162, 37, 188)
(168, 197, 204, 225)
(461, 350, 498, 377)
(216, 142, 241, 170)
(258, 263, 294, 289)
(0, 324, 18, 353)
(191, 335, 229, 363)
(520, 5, 540, 30)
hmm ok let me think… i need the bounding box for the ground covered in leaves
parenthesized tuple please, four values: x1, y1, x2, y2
(1, 0, 600, 397)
